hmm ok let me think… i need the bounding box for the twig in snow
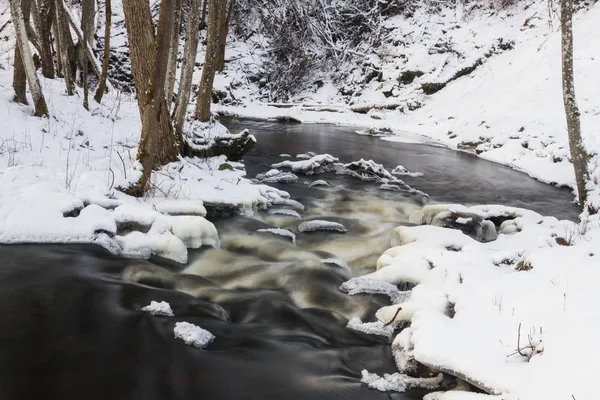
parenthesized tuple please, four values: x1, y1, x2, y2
(384, 307, 402, 326)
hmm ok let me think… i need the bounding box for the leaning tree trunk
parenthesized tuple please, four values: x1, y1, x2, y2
(173, 0, 202, 134)
(94, 0, 111, 103)
(10, 0, 49, 116)
(561, 0, 589, 209)
(215, 0, 233, 72)
(123, 0, 178, 195)
(164, 0, 182, 109)
(194, 0, 226, 122)
(13, 0, 31, 104)
(54, 0, 75, 94)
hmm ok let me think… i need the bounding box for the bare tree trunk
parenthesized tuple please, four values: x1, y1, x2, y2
(94, 0, 111, 103)
(54, 0, 75, 94)
(13, 0, 31, 104)
(215, 0, 233, 72)
(122, 0, 157, 113)
(165, 0, 182, 109)
(194, 0, 225, 122)
(173, 0, 201, 134)
(32, 0, 55, 78)
(123, 0, 178, 195)
(200, 0, 207, 29)
(81, 0, 95, 47)
(61, 1, 105, 80)
(10, 0, 49, 116)
(81, 0, 92, 109)
(561, 0, 589, 209)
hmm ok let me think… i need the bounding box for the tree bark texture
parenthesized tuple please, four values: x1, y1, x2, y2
(13, 0, 31, 104)
(561, 0, 589, 209)
(122, 0, 156, 113)
(33, 0, 56, 78)
(165, 0, 182, 109)
(194, 0, 226, 122)
(81, 0, 95, 47)
(173, 0, 202, 134)
(123, 0, 178, 195)
(94, 0, 111, 103)
(10, 0, 49, 116)
(215, 0, 233, 72)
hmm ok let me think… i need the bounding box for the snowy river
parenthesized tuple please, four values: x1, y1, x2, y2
(0, 120, 579, 399)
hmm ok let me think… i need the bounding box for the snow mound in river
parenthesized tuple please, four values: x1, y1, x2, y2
(174, 322, 214, 348)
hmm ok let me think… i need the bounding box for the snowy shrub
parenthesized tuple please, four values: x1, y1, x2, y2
(232, 0, 406, 100)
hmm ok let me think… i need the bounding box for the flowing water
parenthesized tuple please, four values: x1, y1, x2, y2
(0, 120, 579, 399)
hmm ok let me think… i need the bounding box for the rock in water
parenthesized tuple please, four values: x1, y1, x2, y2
(141, 300, 174, 316)
(174, 322, 214, 348)
(298, 220, 347, 233)
(272, 154, 339, 175)
(268, 208, 302, 218)
(257, 228, 296, 245)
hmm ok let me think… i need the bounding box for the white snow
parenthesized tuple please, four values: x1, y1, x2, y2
(361, 370, 443, 392)
(141, 301, 174, 317)
(352, 203, 600, 399)
(173, 321, 215, 348)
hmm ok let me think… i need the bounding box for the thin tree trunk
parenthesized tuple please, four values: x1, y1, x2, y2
(165, 0, 182, 109)
(173, 0, 201, 134)
(134, 0, 178, 194)
(561, 0, 588, 209)
(94, 0, 111, 103)
(13, 0, 31, 104)
(10, 0, 49, 116)
(215, 0, 232, 72)
(194, 0, 225, 122)
(31, 0, 55, 78)
(54, 0, 75, 94)
(200, 0, 207, 29)
(81, 0, 92, 109)
(52, 18, 62, 76)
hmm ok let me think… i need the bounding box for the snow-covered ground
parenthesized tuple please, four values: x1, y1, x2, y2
(0, 62, 288, 263)
(352, 204, 600, 399)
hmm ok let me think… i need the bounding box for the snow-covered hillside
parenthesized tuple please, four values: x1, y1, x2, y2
(217, 0, 600, 206)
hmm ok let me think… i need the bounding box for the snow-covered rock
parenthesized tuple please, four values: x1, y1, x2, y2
(141, 301, 174, 316)
(257, 228, 296, 244)
(298, 220, 347, 233)
(347, 317, 394, 339)
(174, 322, 215, 348)
(391, 165, 424, 178)
(272, 154, 339, 175)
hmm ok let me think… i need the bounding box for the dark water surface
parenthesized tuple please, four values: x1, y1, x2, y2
(0, 120, 579, 400)
(231, 119, 580, 221)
